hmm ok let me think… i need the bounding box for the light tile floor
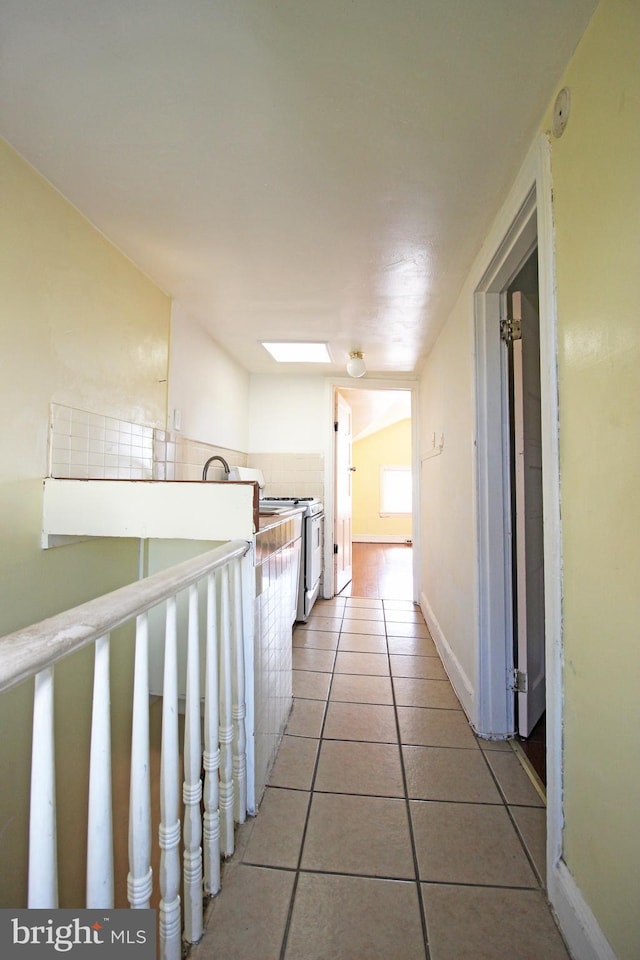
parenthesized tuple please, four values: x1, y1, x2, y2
(193, 596, 567, 960)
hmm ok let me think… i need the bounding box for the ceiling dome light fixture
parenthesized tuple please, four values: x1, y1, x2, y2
(346, 351, 366, 378)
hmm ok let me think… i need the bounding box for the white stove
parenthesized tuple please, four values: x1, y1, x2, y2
(260, 496, 324, 621)
(260, 496, 323, 517)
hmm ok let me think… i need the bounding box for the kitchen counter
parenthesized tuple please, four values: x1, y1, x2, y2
(41, 477, 310, 546)
(255, 507, 304, 562)
(41, 477, 260, 545)
(257, 505, 305, 531)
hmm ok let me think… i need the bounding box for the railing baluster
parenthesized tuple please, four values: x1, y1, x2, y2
(218, 566, 234, 857)
(28, 666, 58, 907)
(0, 540, 251, 926)
(127, 613, 153, 910)
(203, 572, 221, 895)
(86, 634, 114, 908)
(183, 585, 203, 944)
(159, 597, 181, 960)
(230, 558, 247, 824)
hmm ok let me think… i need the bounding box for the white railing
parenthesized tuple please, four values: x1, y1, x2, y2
(0, 539, 253, 960)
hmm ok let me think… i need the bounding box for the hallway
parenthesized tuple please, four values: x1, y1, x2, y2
(194, 590, 567, 959)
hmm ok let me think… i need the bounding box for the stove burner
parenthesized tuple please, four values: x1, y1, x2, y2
(260, 495, 324, 518)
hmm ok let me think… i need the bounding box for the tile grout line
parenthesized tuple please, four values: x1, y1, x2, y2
(383, 599, 432, 960)
(240, 859, 545, 894)
(277, 603, 345, 960)
(280, 597, 430, 957)
(297, 604, 546, 894)
(382, 600, 545, 931)
(476, 739, 546, 889)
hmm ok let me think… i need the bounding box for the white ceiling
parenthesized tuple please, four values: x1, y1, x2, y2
(338, 388, 411, 442)
(0, 1, 595, 378)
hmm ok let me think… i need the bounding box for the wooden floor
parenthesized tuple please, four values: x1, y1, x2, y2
(340, 542, 414, 600)
(518, 712, 547, 787)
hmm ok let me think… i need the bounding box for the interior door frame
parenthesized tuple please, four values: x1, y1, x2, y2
(473, 136, 562, 890)
(333, 389, 354, 594)
(509, 287, 547, 737)
(324, 377, 420, 602)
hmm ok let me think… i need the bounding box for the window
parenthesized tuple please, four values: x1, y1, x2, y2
(380, 465, 412, 516)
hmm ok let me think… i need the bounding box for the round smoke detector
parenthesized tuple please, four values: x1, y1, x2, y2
(552, 87, 571, 138)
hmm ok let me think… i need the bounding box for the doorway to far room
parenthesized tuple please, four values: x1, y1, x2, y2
(333, 387, 413, 599)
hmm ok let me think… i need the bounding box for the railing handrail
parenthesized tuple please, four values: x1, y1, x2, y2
(0, 539, 251, 695)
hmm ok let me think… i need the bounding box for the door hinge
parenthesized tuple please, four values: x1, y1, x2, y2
(333, 543, 339, 554)
(500, 317, 522, 343)
(510, 668, 528, 693)
(334, 421, 339, 431)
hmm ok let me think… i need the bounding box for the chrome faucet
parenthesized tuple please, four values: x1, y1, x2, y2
(202, 455, 230, 481)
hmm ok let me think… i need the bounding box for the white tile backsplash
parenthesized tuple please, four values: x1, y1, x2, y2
(248, 452, 324, 501)
(49, 403, 154, 480)
(49, 407, 320, 502)
(153, 432, 247, 481)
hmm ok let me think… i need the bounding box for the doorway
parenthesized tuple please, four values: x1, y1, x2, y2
(330, 384, 415, 599)
(504, 252, 546, 780)
(473, 138, 563, 886)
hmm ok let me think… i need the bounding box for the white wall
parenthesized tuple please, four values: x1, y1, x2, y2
(168, 302, 250, 451)
(248, 374, 326, 452)
(418, 297, 477, 716)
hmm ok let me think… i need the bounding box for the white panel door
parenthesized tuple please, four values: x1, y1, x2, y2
(512, 291, 546, 736)
(334, 392, 353, 594)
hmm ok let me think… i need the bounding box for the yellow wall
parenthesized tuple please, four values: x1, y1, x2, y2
(352, 419, 412, 539)
(550, 1, 640, 955)
(0, 138, 171, 906)
(0, 137, 170, 633)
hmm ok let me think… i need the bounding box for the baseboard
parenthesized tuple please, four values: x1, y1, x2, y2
(352, 535, 412, 544)
(419, 590, 474, 719)
(549, 859, 618, 960)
